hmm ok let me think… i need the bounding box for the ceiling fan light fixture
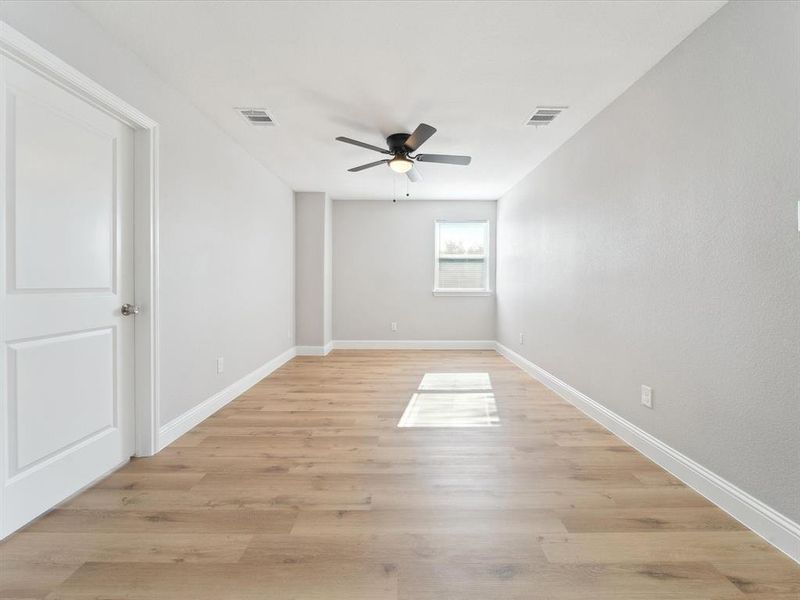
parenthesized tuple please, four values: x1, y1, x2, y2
(336, 123, 471, 178)
(388, 155, 413, 173)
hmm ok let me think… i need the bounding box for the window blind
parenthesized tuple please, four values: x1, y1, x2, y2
(437, 257, 486, 289)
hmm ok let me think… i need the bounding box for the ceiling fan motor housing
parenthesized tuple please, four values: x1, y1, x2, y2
(337, 123, 471, 176)
(387, 133, 412, 154)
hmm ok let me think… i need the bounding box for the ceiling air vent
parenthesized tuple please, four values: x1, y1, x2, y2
(526, 106, 567, 127)
(236, 107, 276, 126)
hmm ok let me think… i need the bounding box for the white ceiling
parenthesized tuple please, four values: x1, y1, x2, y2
(75, 0, 725, 200)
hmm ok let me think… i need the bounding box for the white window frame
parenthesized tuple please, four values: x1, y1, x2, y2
(433, 219, 492, 296)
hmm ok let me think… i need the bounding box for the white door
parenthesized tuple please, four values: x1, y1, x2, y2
(1, 56, 135, 536)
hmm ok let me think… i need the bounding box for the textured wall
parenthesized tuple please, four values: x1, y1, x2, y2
(295, 192, 330, 347)
(333, 200, 496, 341)
(496, 0, 800, 520)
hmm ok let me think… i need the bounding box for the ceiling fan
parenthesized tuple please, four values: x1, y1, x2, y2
(335, 123, 471, 182)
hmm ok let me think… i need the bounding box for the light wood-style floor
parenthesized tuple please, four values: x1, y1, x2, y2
(1, 350, 797, 599)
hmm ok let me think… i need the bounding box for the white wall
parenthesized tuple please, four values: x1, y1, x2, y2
(333, 200, 496, 341)
(1, 2, 295, 426)
(324, 193, 333, 347)
(294, 192, 331, 348)
(497, 0, 799, 522)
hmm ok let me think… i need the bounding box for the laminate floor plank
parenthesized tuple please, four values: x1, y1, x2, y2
(46, 562, 398, 600)
(0, 349, 795, 599)
(397, 561, 746, 600)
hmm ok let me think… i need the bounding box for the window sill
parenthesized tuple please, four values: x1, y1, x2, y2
(432, 289, 494, 297)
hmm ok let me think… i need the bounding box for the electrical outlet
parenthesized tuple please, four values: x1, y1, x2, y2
(641, 385, 653, 408)
(519, 333, 524, 345)
(391, 322, 398, 332)
(217, 357, 224, 375)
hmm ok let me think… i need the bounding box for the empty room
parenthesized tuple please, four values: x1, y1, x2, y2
(0, 0, 798, 597)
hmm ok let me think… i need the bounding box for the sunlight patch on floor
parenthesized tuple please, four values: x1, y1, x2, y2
(398, 372, 499, 428)
(418, 372, 492, 391)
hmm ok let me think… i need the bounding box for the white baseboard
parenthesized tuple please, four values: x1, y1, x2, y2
(333, 339, 496, 350)
(495, 342, 799, 563)
(158, 346, 297, 449)
(296, 342, 333, 356)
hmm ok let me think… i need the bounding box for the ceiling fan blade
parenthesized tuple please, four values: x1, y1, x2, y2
(336, 136, 390, 154)
(348, 159, 389, 172)
(404, 123, 437, 152)
(406, 165, 422, 182)
(415, 154, 472, 166)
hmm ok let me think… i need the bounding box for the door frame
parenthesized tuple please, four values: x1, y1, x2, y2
(0, 22, 160, 536)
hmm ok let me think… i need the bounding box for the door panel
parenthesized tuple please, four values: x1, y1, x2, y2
(12, 91, 115, 291)
(1, 56, 135, 537)
(10, 328, 115, 472)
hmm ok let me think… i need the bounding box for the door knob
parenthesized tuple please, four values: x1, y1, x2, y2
(121, 303, 140, 316)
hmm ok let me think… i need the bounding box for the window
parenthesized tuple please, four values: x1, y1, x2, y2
(434, 220, 491, 295)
